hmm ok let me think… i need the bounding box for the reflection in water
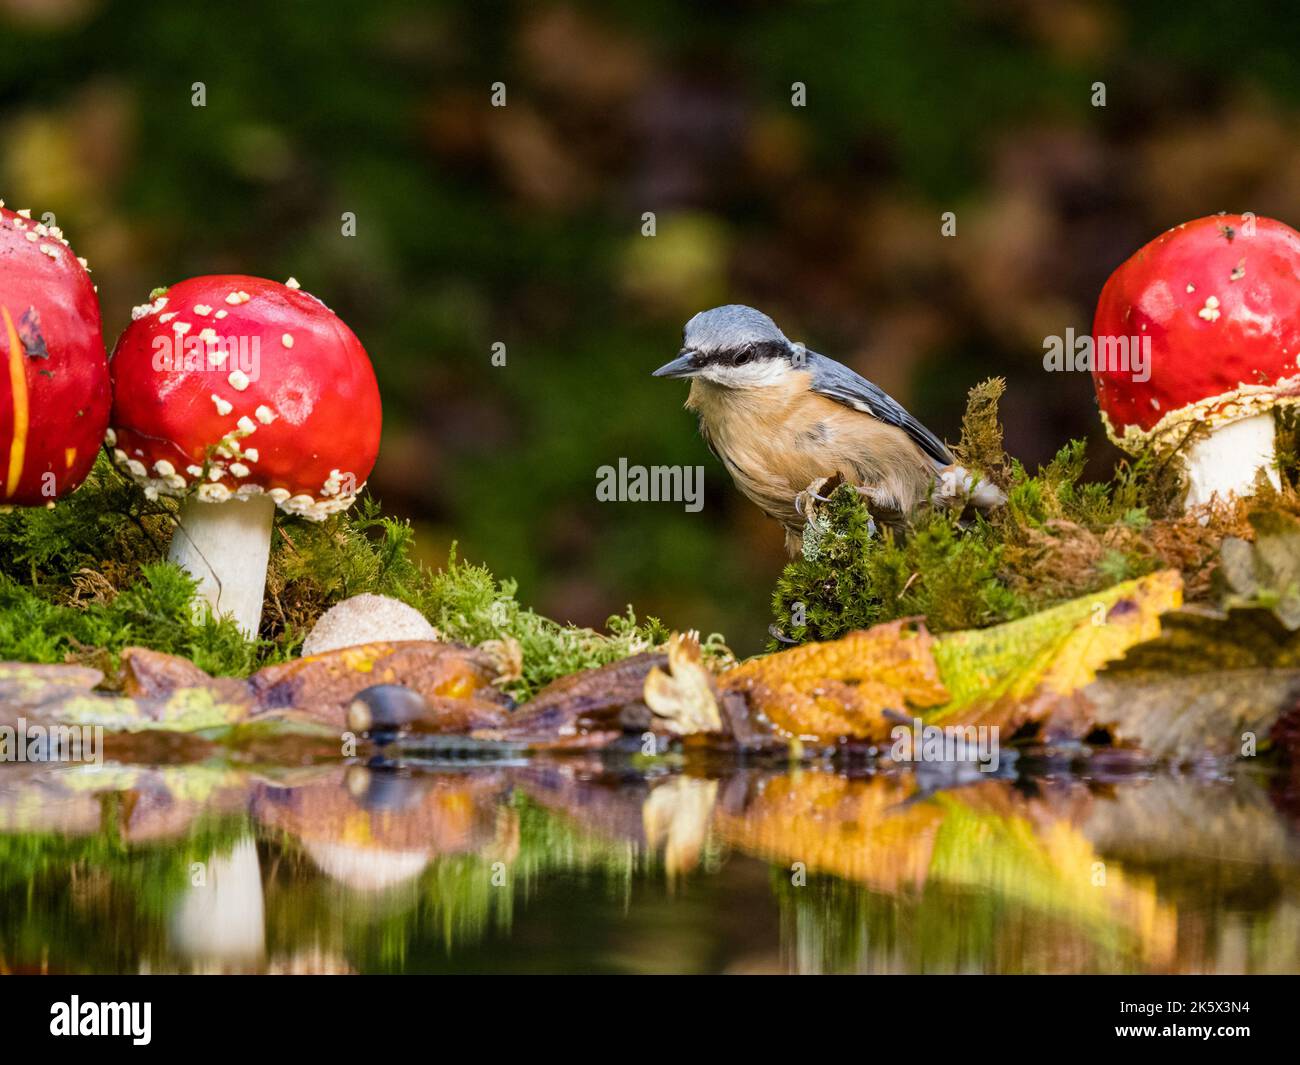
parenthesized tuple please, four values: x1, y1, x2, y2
(170, 837, 265, 969)
(1, 759, 1298, 974)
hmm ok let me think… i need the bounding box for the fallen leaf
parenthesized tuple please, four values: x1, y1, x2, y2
(1080, 669, 1300, 762)
(719, 618, 950, 742)
(1219, 510, 1300, 629)
(929, 570, 1182, 733)
(484, 651, 666, 744)
(249, 640, 509, 729)
(643, 633, 722, 735)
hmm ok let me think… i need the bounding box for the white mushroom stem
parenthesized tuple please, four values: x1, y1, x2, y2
(167, 495, 276, 638)
(1183, 412, 1280, 509)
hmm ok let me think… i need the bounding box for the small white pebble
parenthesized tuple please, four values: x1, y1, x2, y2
(159, 312, 177, 323)
(237, 415, 257, 434)
(211, 394, 233, 416)
(194, 304, 212, 316)
(104, 428, 116, 447)
(153, 459, 175, 477)
(186, 465, 204, 478)
(281, 333, 294, 349)
(228, 369, 250, 391)
(243, 447, 259, 462)
(229, 463, 250, 478)
(1198, 295, 1221, 322)
(286, 277, 300, 289)
(214, 309, 228, 319)
(255, 405, 276, 424)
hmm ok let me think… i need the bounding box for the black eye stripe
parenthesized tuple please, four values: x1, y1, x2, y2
(707, 339, 789, 365)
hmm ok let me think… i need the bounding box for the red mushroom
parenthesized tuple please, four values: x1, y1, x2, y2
(0, 201, 110, 504)
(1093, 213, 1300, 508)
(108, 275, 381, 636)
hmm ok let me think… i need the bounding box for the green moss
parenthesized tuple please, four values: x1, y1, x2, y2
(773, 491, 1022, 644)
(0, 454, 682, 698)
(769, 378, 1233, 648)
(0, 564, 257, 676)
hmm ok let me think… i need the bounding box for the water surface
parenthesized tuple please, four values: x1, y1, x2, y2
(2, 757, 1298, 974)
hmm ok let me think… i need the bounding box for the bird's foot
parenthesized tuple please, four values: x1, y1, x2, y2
(793, 474, 841, 518)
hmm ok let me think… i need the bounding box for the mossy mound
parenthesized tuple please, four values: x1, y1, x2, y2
(771, 379, 1300, 647)
(0, 454, 695, 700)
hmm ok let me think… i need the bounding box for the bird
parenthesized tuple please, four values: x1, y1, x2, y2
(653, 304, 1003, 555)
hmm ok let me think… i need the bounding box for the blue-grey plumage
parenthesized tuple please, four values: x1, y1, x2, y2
(653, 305, 1002, 554)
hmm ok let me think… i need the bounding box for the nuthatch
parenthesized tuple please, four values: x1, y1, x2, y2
(653, 305, 1003, 554)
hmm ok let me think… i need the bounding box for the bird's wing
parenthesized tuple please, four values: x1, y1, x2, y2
(806, 352, 953, 466)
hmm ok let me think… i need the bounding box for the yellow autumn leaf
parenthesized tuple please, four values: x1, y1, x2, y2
(928, 569, 1182, 731)
(719, 618, 950, 742)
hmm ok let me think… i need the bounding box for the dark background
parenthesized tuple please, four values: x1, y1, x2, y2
(5, 0, 1300, 653)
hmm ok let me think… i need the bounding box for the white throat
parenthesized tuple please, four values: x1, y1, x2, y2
(696, 359, 793, 389)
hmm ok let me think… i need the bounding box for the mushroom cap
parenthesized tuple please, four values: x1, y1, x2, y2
(108, 275, 381, 519)
(0, 203, 110, 504)
(1093, 214, 1300, 452)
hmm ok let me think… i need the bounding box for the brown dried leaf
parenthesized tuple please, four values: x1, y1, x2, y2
(248, 640, 509, 730)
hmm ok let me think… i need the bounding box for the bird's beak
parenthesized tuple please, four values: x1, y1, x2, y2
(652, 351, 701, 378)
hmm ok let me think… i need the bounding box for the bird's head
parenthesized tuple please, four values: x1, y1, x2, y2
(653, 305, 805, 388)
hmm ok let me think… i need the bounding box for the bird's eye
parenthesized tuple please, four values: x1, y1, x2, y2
(733, 351, 751, 366)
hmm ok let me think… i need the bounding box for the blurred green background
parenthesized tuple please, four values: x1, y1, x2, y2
(5, 0, 1300, 653)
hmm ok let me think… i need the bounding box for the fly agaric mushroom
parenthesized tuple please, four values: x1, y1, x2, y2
(0, 201, 110, 504)
(1093, 213, 1300, 508)
(108, 275, 381, 636)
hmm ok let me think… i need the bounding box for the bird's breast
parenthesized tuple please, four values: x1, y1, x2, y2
(687, 380, 935, 527)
